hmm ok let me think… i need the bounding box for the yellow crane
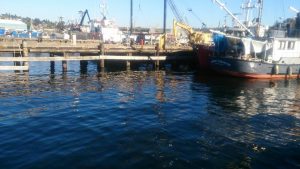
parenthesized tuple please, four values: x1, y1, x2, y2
(173, 20, 213, 46)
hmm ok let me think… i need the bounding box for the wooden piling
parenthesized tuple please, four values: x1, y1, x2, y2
(80, 60, 88, 74)
(155, 44, 160, 70)
(13, 53, 21, 73)
(22, 40, 29, 73)
(127, 53, 132, 71)
(155, 60, 160, 70)
(62, 52, 68, 72)
(99, 43, 105, 71)
(50, 53, 55, 74)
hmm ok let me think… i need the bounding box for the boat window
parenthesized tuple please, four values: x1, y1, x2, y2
(287, 41, 295, 50)
(279, 41, 286, 50)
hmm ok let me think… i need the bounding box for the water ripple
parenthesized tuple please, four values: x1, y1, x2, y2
(0, 71, 299, 169)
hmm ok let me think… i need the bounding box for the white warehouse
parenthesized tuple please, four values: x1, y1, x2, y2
(0, 19, 27, 31)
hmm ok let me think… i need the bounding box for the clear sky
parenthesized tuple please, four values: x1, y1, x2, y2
(1, 0, 300, 28)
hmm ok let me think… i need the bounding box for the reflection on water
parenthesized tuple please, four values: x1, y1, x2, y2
(0, 70, 299, 169)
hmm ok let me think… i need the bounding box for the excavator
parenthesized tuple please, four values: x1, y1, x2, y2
(158, 21, 212, 50)
(172, 20, 213, 46)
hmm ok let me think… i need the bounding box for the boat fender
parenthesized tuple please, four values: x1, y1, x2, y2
(272, 65, 279, 75)
(287, 66, 292, 76)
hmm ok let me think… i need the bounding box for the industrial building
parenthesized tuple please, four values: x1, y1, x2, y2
(0, 19, 27, 32)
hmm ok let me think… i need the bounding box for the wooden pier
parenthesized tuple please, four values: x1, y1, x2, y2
(0, 38, 194, 72)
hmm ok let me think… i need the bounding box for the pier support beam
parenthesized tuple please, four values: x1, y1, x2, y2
(80, 60, 88, 74)
(50, 53, 55, 74)
(22, 40, 29, 73)
(13, 53, 21, 73)
(98, 44, 105, 72)
(126, 52, 132, 71)
(155, 44, 160, 70)
(155, 60, 160, 70)
(62, 52, 68, 72)
(126, 61, 131, 71)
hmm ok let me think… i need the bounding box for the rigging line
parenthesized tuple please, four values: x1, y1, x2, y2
(282, 0, 286, 19)
(139, 0, 141, 11)
(135, 0, 144, 24)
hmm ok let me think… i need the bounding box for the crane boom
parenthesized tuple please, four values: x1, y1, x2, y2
(289, 6, 300, 14)
(168, 0, 185, 23)
(80, 10, 91, 26)
(212, 0, 254, 36)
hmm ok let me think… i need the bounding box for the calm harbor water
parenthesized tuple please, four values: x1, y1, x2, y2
(0, 61, 299, 169)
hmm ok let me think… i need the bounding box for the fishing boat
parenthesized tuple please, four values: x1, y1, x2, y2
(199, 0, 300, 79)
(210, 34, 300, 78)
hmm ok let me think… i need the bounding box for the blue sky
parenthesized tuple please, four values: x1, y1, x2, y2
(1, 0, 300, 28)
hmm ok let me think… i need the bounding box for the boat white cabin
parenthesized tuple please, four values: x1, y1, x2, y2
(271, 38, 300, 64)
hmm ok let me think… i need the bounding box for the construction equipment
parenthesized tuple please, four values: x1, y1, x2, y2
(71, 9, 92, 32)
(173, 20, 213, 45)
(158, 34, 166, 50)
(79, 10, 91, 27)
(168, 0, 186, 23)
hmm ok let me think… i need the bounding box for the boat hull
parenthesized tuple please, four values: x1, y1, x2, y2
(195, 44, 213, 70)
(210, 57, 300, 79)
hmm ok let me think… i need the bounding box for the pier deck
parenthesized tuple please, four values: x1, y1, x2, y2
(0, 38, 194, 72)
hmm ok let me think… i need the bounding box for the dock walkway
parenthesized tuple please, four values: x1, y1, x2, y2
(0, 38, 193, 72)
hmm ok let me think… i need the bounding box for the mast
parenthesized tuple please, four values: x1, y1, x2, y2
(256, 0, 263, 37)
(257, 0, 263, 26)
(212, 0, 254, 36)
(245, 0, 251, 24)
(100, 0, 108, 18)
(241, 0, 255, 27)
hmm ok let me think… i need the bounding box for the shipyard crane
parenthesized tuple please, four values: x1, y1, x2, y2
(173, 20, 212, 45)
(168, 0, 188, 23)
(161, 0, 189, 49)
(71, 9, 92, 32)
(188, 8, 206, 27)
(79, 10, 91, 26)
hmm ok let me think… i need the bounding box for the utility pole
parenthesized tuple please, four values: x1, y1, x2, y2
(162, 0, 167, 50)
(130, 0, 133, 35)
(163, 0, 167, 34)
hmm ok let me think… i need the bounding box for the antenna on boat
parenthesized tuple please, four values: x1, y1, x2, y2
(257, 0, 263, 25)
(100, 0, 108, 18)
(241, 0, 255, 27)
(255, 0, 263, 37)
(211, 0, 255, 36)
